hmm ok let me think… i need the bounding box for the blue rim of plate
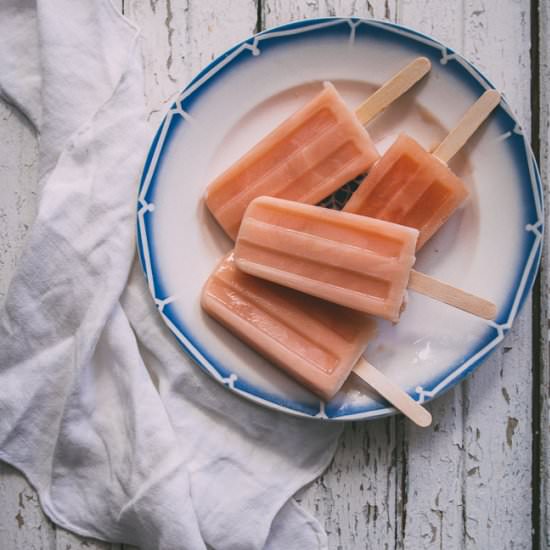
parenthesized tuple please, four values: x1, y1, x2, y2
(136, 17, 544, 421)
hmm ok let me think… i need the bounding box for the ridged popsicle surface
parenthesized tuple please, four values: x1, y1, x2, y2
(234, 197, 418, 322)
(201, 253, 376, 400)
(205, 82, 380, 239)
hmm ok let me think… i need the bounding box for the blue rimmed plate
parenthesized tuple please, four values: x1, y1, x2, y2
(137, 17, 543, 420)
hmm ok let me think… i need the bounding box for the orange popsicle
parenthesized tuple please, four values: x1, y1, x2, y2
(202, 253, 432, 426)
(205, 57, 431, 239)
(344, 90, 501, 249)
(234, 197, 497, 322)
(202, 253, 375, 400)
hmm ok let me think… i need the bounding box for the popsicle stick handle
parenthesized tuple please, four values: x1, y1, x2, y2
(354, 57, 431, 126)
(352, 357, 432, 427)
(408, 270, 497, 320)
(432, 89, 501, 163)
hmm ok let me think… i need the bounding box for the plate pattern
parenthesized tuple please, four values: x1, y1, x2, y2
(137, 17, 543, 420)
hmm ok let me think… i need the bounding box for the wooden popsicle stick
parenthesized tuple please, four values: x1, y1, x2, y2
(354, 57, 431, 126)
(432, 89, 501, 163)
(352, 357, 432, 427)
(408, 270, 497, 320)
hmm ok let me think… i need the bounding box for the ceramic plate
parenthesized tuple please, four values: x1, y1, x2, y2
(137, 18, 543, 420)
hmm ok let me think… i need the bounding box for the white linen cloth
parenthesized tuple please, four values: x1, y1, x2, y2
(0, 1, 343, 548)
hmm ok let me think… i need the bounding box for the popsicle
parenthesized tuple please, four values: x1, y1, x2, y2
(234, 197, 497, 322)
(205, 57, 431, 239)
(344, 90, 501, 249)
(202, 253, 431, 426)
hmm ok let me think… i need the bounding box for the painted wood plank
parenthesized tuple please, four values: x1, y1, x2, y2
(460, 3, 533, 548)
(397, 1, 534, 549)
(262, 0, 396, 22)
(260, 4, 405, 550)
(391, 4, 469, 547)
(123, 0, 258, 127)
(1, 2, 543, 550)
(55, 528, 121, 550)
(0, 463, 56, 550)
(538, 1, 550, 548)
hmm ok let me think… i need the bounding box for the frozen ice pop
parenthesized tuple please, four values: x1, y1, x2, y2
(205, 57, 431, 239)
(344, 90, 501, 249)
(234, 197, 497, 322)
(202, 253, 431, 426)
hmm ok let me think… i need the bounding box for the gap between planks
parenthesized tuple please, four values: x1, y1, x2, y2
(530, 2, 543, 549)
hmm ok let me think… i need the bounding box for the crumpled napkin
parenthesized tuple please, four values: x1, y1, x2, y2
(0, 1, 342, 548)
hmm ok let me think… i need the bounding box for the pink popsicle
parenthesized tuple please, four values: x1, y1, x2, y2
(234, 197, 497, 322)
(202, 253, 376, 400)
(202, 253, 432, 426)
(205, 58, 432, 239)
(205, 83, 379, 239)
(344, 90, 501, 249)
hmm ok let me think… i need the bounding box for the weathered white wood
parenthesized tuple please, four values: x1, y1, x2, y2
(398, 2, 534, 549)
(55, 528, 121, 550)
(123, 0, 258, 127)
(261, 3, 403, 549)
(295, 418, 401, 549)
(539, 0, 550, 548)
(461, 3, 533, 549)
(0, 1, 545, 550)
(0, 463, 56, 550)
(390, 6, 477, 546)
(263, 0, 396, 21)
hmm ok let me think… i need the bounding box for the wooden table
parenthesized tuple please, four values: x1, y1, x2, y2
(1, 1, 548, 548)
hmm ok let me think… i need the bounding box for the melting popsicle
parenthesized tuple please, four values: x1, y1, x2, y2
(202, 253, 431, 426)
(344, 90, 501, 249)
(234, 197, 497, 322)
(205, 57, 431, 239)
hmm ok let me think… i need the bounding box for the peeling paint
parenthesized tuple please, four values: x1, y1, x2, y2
(15, 510, 24, 528)
(384, 0, 391, 20)
(164, 0, 176, 83)
(0, 1, 543, 550)
(506, 417, 519, 448)
(429, 522, 437, 543)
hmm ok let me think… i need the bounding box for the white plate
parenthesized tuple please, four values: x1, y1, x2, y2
(137, 18, 543, 420)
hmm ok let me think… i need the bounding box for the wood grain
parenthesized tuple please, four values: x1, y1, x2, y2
(398, 1, 534, 549)
(123, 0, 258, 127)
(538, 0, 550, 547)
(0, 463, 55, 550)
(55, 528, 120, 550)
(461, 2, 533, 548)
(388, 6, 471, 548)
(0, 39, 124, 550)
(0, 0, 545, 549)
(260, 4, 404, 550)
